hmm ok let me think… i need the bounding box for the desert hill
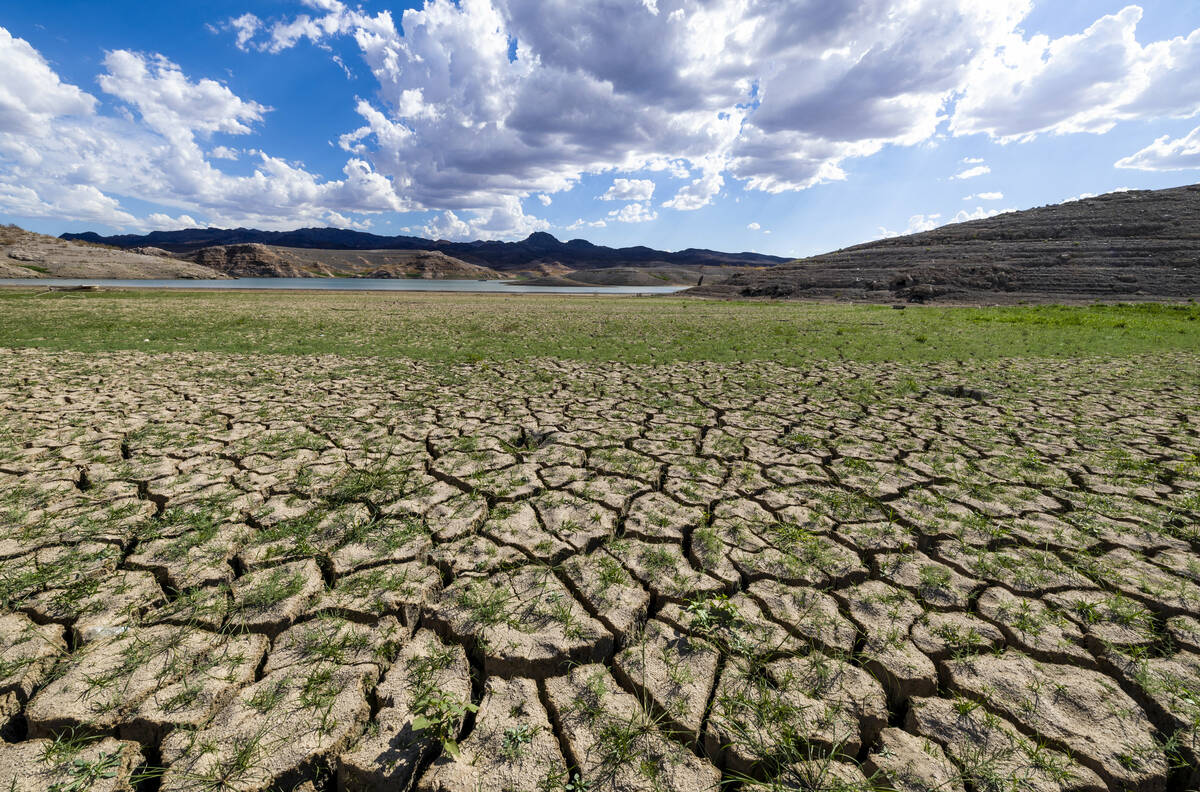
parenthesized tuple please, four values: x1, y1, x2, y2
(0, 225, 225, 280)
(688, 184, 1200, 302)
(62, 228, 789, 272)
(185, 244, 502, 280)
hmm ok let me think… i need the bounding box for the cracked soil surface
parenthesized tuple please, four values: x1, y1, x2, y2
(0, 348, 1198, 791)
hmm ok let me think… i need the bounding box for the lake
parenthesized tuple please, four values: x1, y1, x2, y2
(0, 277, 689, 295)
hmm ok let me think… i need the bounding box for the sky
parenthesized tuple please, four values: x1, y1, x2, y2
(1, 1, 1199, 258)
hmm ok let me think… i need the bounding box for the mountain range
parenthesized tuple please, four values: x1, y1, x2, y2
(61, 228, 789, 272)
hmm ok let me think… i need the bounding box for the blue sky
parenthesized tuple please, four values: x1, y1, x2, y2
(1, 1, 1199, 258)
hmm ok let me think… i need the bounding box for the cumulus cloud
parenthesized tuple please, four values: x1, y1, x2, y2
(952, 165, 991, 180)
(1115, 126, 1200, 170)
(0, 27, 403, 231)
(600, 178, 655, 202)
(0, 27, 96, 136)
(210, 146, 240, 160)
(236, 0, 1054, 218)
(608, 203, 658, 223)
(952, 7, 1200, 141)
(964, 192, 1004, 200)
(747, 222, 761, 230)
(878, 205, 1014, 238)
(146, 212, 202, 230)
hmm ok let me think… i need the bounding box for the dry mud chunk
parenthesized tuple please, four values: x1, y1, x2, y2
(747, 580, 857, 653)
(0, 613, 65, 704)
(26, 624, 266, 738)
(126, 522, 250, 589)
(945, 652, 1168, 792)
(1096, 547, 1200, 616)
(263, 614, 401, 675)
(906, 696, 1105, 792)
(1167, 614, 1200, 653)
(161, 663, 373, 792)
(839, 581, 936, 704)
(431, 535, 525, 576)
(124, 633, 266, 746)
(608, 538, 725, 604)
(427, 566, 612, 678)
(23, 569, 165, 644)
(230, 559, 325, 637)
(875, 550, 978, 610)
(659, 593, 807, 658)
(422, 494, 487, 541)
(613, 619, 719, 744)
(1044, 589, 1159, 652)
(706, 652, 886, 773)
(910, 611, 1004, 662)
(1103, 649, 1200, 775)
(329, 512, 433, 575)
(934, 542, 1091, 595)
(976, 587, 1094, 667)
(241, 502, 373, 569)
(317, 561, 441, 625)
(146, 584, 231, 630)
(567, 473, 645, 512)
(339, 630, 471, 792)
(544, 664, 721, 792)
(731, 527, 867, 589)
(0, 737, 144, 792)
(560, 551, 649, 640)
(864, 727, 966, 792)
(482, 501, 573, 564)
(624, 491, 704, 543)
(663, 472, 725, 506)
(532, 491, 615, 551)
(0, 541, 122, 603)
(834, 520, 916, 554)
(416, 676, 568, 792)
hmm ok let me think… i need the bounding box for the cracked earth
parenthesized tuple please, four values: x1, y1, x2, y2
(0, 348, 1198, 792)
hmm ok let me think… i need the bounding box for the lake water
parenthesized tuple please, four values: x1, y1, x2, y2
(0, 277, 688, 295)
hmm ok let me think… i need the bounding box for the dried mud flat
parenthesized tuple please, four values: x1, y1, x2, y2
(0, 349, 1198, 792)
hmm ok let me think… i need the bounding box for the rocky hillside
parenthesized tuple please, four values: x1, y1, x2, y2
(62, 228, 789, 272)
(0, 226, 225, 280)
(689, 183, 1200, 302)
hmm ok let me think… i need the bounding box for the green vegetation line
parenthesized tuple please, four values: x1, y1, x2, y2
(0, 289, 1197, 364)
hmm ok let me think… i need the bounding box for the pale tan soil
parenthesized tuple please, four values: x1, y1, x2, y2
(0, 225, 225, 279)
(0, 349, 1198, 791)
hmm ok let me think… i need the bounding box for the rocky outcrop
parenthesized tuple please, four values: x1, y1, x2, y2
(688, 183, 1200, 302)
(0, 224, 226, 279)
(187, 243, 312, 278)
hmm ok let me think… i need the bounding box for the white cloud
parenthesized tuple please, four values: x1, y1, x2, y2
(951, 165, 991, 180)
(952, 7, 1200, 141)
(229, 13, 262, 51)
(0, 28, 403, 231)
(210, 146, 240, 160)
(963, 191, 1003, 200)
(608, 202, 658, 223)
(878, 205, 1013, 237)
(962, 157, 985, 164)
(146, 212, 202, 230)
(747, 222, 761, 230)
(423, 196, 548, 240)
(566, 218, 607, 230)
(536, 193, 552, 206)
(600, 178, 655, 202)
(98, 51, 267, 139)
(0, 26, 96, 137)
(249, 0, 1040, 217)
(1115, 126, 1200, 170)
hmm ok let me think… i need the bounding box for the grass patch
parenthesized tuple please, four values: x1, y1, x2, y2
(0, 289, 1197, 363)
